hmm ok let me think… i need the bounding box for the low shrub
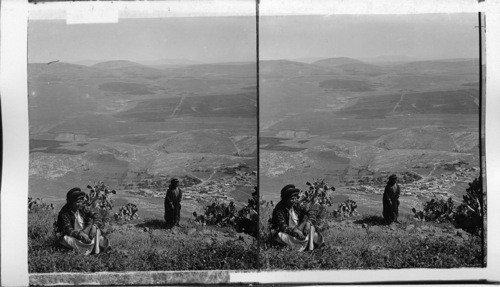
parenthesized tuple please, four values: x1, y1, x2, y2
(333, 199, 359, 219)
(193, 200, 237, 227)
(455, 177, 484, 236)
(412, 197, 455, 223)
(234, 187, 258, 236)
(85, 182, 116, 211)
(296, 179, 336, 228)
(28, 197, 54, 213)
(412, 177, 485, 236)
(300, 179, 335, 205)
(114, 203, 140, 221)
(193, 187, 258, 237)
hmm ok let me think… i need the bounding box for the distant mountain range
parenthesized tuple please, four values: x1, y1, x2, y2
(139, 58, 203, 68)
(292, 57, 326, 63)
(29, 57, 479, 81)
(68, 58, 203, 68)
(360, 55, 422, 63)
(312, 57, 385, 75)
(35, 56, 479, 69)
(312, 57, 364, 67)
(293, 55, 422, 64)
(92, 60, 144, 69)
(259, 56, 479, 76)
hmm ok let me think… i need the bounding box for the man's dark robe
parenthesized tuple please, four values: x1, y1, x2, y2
(270, 201, 323, 251)
(383, 183, 400, 223)
(164, 186, 182, 226)
(56, 204, 101, 239)
(271, 201, 316, 236)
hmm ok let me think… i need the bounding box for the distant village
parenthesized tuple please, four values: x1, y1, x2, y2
(346, 165, 479, 199)
(119, 156, 477, 206)
(121, 164, 256, 205)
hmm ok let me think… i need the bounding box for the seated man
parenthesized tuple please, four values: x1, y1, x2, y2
(271, 185, 323, 251)
(56, 187, 109, 255)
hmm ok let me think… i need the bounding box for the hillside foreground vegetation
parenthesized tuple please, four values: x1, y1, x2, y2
(259, 178, 485, 270)
(28, 183, 258, 273)
(28, 178, 484, 272)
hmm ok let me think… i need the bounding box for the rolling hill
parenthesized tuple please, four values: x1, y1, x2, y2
(260, 60, 338, 77)
(28, 58, 258, 214)
(259, 54, 481, 215)
(181, 62, 256, 77)
(373, 127, 479, 153)
(28, 62, 110, 82)
(397, 59, 479, 74)
(92, 60, 145, 69)
(152, 130, 255, 156)
(312, 57, 364, 67)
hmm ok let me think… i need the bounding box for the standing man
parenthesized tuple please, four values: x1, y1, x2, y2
(164, 178, 182, 228)
(383, 174, 401, 224)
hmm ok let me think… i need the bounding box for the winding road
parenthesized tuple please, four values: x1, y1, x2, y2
(171, 94, 186, 118)
(391, 90, 407, 113)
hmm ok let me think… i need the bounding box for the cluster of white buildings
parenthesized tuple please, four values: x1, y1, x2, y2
(346, 166, 479, 200)
(125, 168, 256, 206)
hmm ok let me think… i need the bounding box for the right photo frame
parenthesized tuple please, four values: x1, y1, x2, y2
(258, 13, 486, 270)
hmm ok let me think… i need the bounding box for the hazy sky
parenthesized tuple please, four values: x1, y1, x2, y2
(29, 14, 479, 64)
(28, 16, 256, 64)
(260, 13, 479, 60)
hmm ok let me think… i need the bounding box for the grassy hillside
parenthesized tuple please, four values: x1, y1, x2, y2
(28, 179, 483, 273)
(259, 205, 483, 270)
(29, 209, 257, 273)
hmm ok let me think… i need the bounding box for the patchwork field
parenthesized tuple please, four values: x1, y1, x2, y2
(28, 60, 257, 219)
(260, 57, 481, 217)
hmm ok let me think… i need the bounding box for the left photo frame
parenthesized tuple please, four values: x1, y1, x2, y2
(24, 1, 258, 284)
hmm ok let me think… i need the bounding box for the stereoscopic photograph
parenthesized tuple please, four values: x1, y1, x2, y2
(27, 15, 258, 273)
(258, 13, 485, 270)
(15, 1, 491, 284)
